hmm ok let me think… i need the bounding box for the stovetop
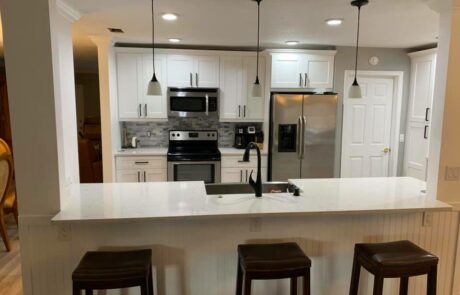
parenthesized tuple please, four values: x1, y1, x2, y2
(167, 130, 221, 161)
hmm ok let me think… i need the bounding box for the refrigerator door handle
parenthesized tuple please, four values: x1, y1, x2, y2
(301, 116, 307, 159)
(297, 116, 304, 159)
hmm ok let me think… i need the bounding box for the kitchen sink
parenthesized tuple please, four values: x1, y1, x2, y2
(205, 182, 299, 195)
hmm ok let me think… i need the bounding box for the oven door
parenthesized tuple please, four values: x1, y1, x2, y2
(167, 161, 221, 183)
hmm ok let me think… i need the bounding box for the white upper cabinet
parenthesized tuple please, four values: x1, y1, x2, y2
(271, 52, 335, 89)
(219, 55, 265, 122)
(117, 52, 167, 120)
(167, 55, 219, 88)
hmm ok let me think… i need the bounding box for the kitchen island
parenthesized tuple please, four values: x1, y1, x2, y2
(51, 177, 457, 295)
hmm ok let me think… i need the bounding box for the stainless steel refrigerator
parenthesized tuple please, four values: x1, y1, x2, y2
(269, 93, 338, 181)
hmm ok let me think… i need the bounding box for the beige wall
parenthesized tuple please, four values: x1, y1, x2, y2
(437, 6, 460, 204)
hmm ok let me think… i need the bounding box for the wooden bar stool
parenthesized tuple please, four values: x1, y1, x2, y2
(72, 249, 154, 295)
(349, 240, 438, 295)
(236, 242, 311, 295)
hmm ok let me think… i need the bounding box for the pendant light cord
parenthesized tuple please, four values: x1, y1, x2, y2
(256, 0, 260, 80)
(354, 5, 361, 80)
(151, 0, 156, 74)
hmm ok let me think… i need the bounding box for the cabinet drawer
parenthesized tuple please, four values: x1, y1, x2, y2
(116, 168, 166, 183)
(221, 156, 267, 168)
(115, 156, 166, 170)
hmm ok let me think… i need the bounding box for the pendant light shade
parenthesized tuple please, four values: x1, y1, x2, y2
(251, 0, 263, 98)
(147, 0, 162, 96)
(349, 0, 368, 99)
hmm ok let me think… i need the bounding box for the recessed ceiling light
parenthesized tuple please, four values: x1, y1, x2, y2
(325, 19, 343, 26)
(107, 28, 124, 33)
(285, 41, 299, 46)
(168, 38, 182, 43)
(162, 13, 178, 21)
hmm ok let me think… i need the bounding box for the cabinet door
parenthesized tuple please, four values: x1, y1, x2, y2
(271, 53, 303, 88)
(117, 53, 141, 119)
(243, 56, 265, 120)
(246, 167, 267, 182)
(141, 54, 167, 119)
(303, 55, 334, 88)
(195, 56, 220, 87)
(407, 54, 436, 122)
(404, 121, 428, 180)
(221, 168, 245, 183)
(116, 169, 142, 183)
(167, 55, 195, 87)
(144, 169, 167, 182)
(219, 56, 244, 120)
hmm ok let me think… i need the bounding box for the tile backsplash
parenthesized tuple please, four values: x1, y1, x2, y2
(122, 118, 263, 148)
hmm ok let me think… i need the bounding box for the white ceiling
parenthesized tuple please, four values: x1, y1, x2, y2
(18, 0, 441, 71)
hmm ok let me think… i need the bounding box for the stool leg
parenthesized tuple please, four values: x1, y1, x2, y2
(373, 275, 384, 295)
(236, 260, 243, 295)
(243, 276, 252, 295)
(290, 277, 297, 295)
(349, 252, 361, 295)
(141, 281, 148, 295)
(72, 283, 80, 295)
(303, 268, 311, 295)
(84, 289, 92, 295)
(399, 277, 409, 295)
(427, 265, 437, 295)
(148, 265, 154, 295)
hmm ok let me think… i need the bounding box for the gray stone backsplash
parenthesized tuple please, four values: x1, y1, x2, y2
(121, 118, 263, 148)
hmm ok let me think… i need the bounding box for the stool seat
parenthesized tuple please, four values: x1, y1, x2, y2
(238, 243, 311, 272)
(356, 240, 438, 269)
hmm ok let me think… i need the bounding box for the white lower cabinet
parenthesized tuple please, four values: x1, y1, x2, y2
(115, 156, 167, 183)
(221, 155, 267, 183)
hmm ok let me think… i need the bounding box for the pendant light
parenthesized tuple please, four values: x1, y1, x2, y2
(147, 0, 162, 95)
(348, 0, 368, 99)
(251, 0, 263, 98)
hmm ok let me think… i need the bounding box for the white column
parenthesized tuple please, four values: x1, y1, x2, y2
(0, 0, 80, 293)
(90, 36, 120, 182)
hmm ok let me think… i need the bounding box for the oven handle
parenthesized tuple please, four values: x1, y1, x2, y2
(205, 94, 209, 116)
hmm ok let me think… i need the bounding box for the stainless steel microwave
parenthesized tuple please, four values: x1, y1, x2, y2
(168, 87, 219, 119)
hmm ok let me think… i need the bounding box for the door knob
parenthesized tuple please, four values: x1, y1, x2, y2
(383, 147, 391, 154)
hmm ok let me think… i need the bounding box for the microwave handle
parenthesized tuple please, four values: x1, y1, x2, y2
(196, 73, 199, 87)
(205, 94, 209, 116)
(190, 73, 193, 87)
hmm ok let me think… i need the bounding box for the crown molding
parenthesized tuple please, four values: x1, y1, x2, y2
(56, 0, 81, 22)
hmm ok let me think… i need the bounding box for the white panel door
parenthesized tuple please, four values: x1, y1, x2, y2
(405, 121, 428, 180)
(271, 53, 303, 88)
(341, 76, 395, 177)
(194, 56, 220, 87)
(243, 56, 265, 120)
(219, 56, 244, 120)
(167, 55, 195, 87)
(141, 54, 167, 119)
(117, 53, 141, 119)
(304, 55, 334, 88)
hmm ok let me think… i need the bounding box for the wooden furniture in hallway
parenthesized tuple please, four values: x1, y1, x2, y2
(72, 249, 154, 295)
(236, 242, 311, 295)
(0, 153, 14, 252)
(0, 139, 18, 224)
(349, 240, 438, 295)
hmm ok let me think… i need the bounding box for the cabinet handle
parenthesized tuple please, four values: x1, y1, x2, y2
(143, 171, 146, 182)
(195, 73, 198, 87)
(138, 171, 141, 182)
(240, 169, 243, 182)
(243, 105, 246, 117)
(424, 125, 429, 139)
(299, 73, 303, 87)
(135, 161, 149, 165)
(138, 104, 142, 117)
(144, 104, 147, 117)
(304, 73, 308, 87)
(425, 108, 430, 122)
(238, 105, 241, 117)
(190, 73, 193, 87)
(246, 170, 248, 182)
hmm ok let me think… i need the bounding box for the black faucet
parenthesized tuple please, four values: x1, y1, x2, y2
(242, 142, 262, 197)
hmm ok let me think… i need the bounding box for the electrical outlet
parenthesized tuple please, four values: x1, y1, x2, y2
(422, 212, 433, 227)
(58, 224, 72, 241)
(249, 218, 262, 232)
(445, 166, 460, 181)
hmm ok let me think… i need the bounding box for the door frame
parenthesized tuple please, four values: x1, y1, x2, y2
(342, 70, 404, 177)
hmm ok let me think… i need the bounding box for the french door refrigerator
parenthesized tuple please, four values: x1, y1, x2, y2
(269, 93, 338, 181)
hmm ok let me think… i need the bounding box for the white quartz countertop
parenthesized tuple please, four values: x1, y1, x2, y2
(114, 147, 267, 156)
(52, 177, 451, 223)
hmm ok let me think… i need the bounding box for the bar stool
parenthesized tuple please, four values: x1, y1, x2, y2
(236, 242, 311, 295)
(349, 240, 438, 295)
(72, 249, 154, 295)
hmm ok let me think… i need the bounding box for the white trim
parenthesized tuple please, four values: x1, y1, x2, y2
(56, 0, 81, 22)
(266, 49, 337, 56)
(342, 70, 404, 177)
(408, 48, 438, 58)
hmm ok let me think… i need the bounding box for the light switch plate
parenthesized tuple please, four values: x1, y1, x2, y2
(445, 166, 460, 181)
